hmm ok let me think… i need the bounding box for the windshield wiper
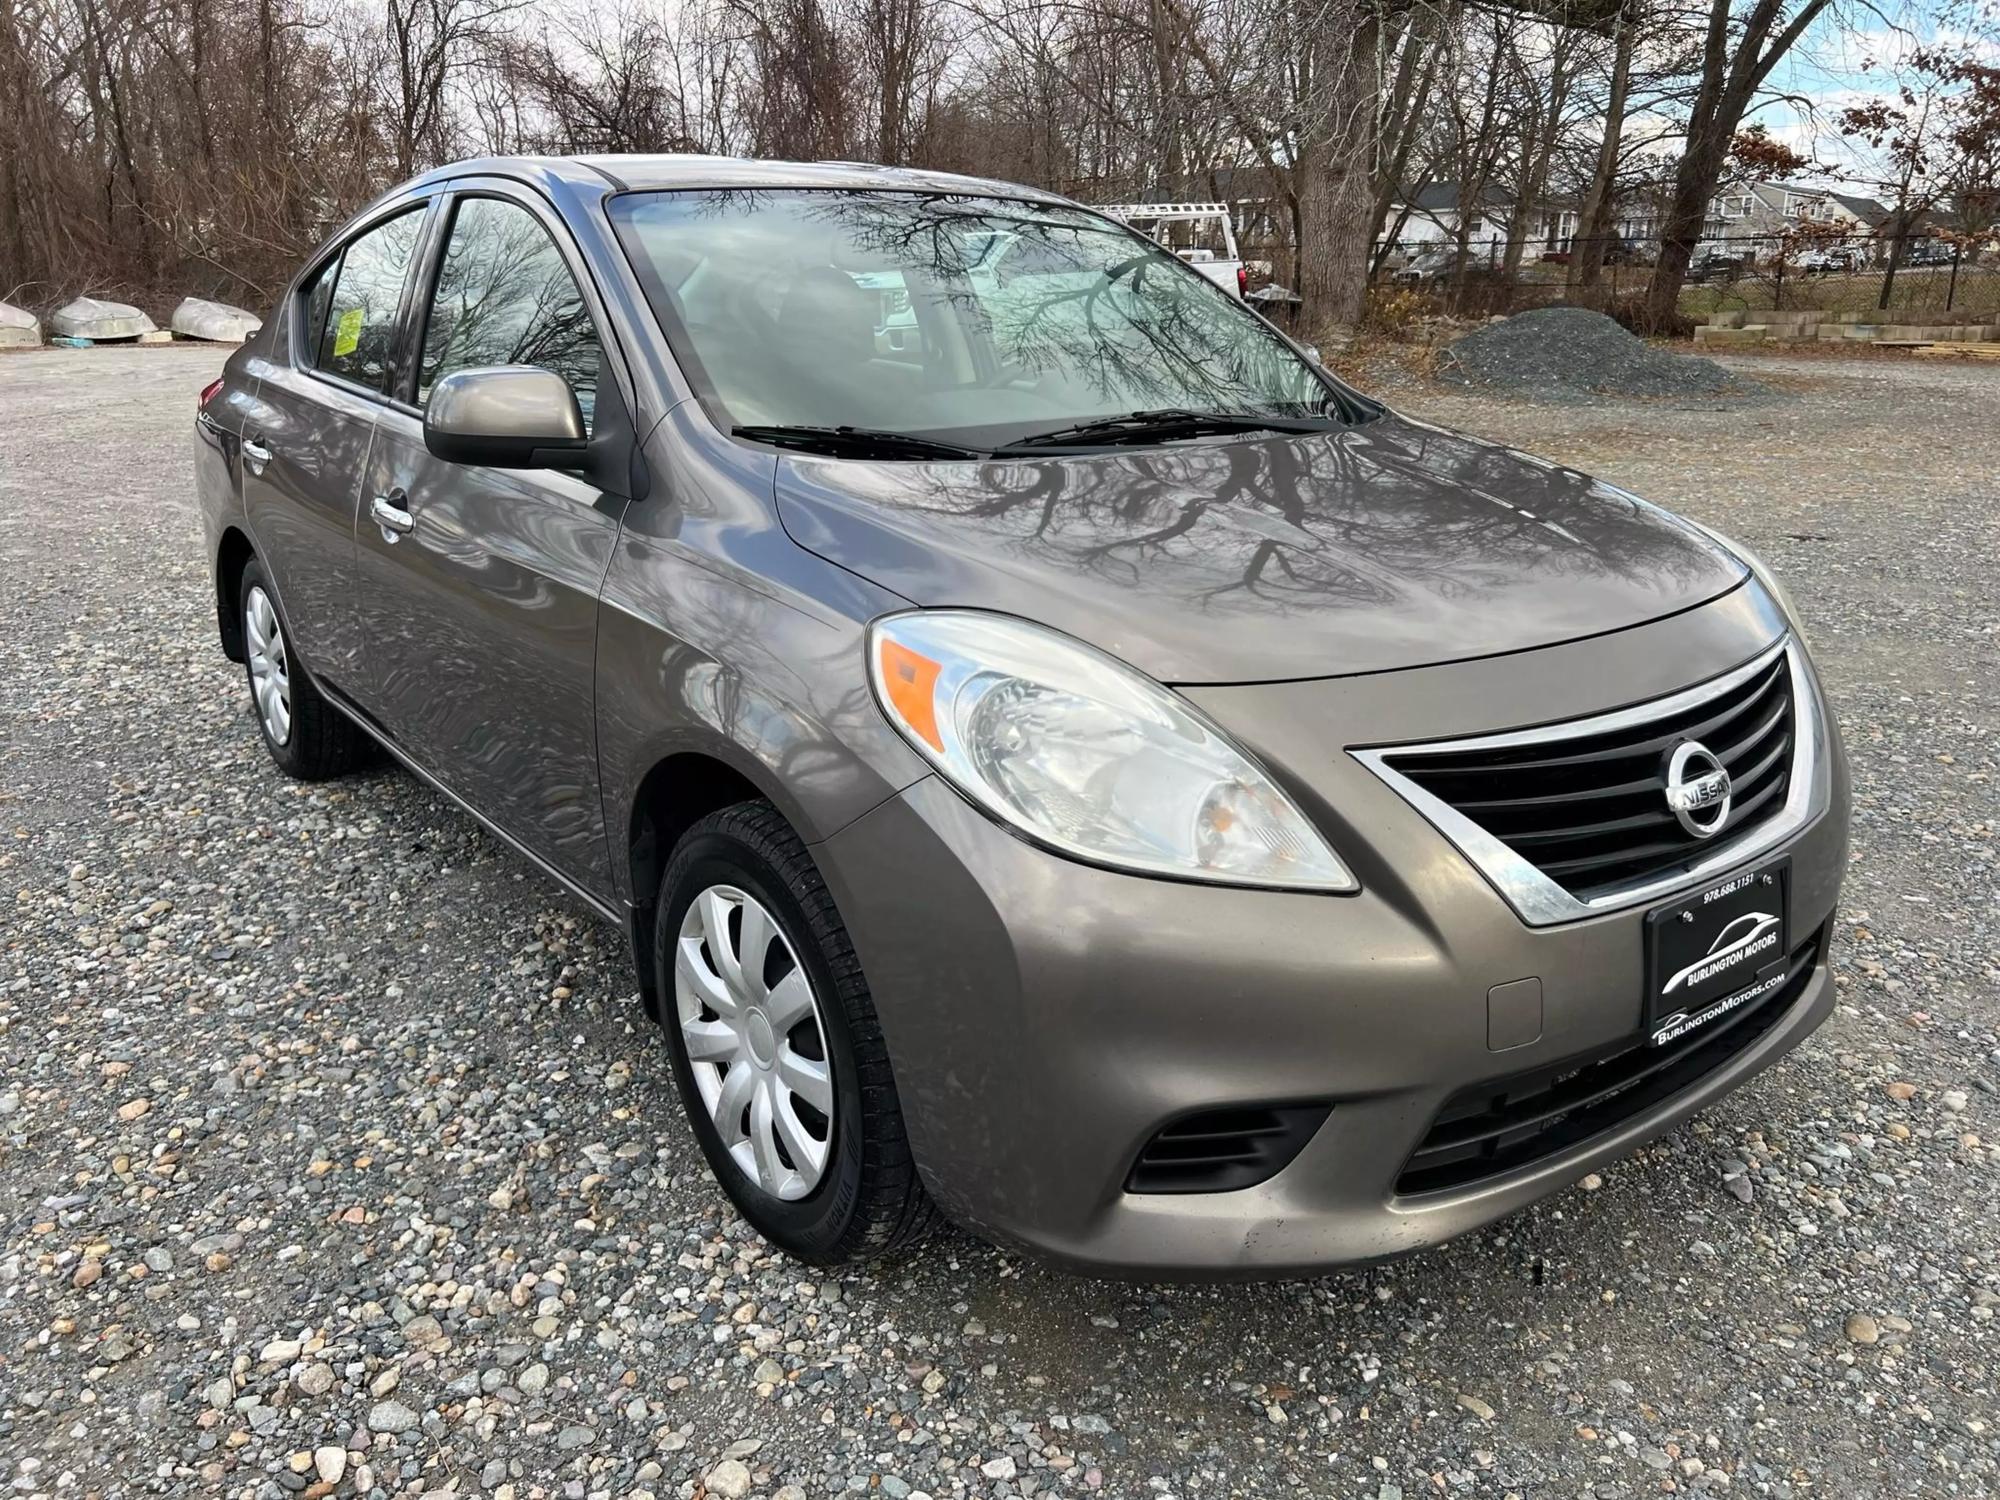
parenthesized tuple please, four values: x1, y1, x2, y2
(995, 407, 1342, 451)
(732, 424, 987, 461)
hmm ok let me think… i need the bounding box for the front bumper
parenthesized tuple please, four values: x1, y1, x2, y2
(815, 589, 1850, 1276)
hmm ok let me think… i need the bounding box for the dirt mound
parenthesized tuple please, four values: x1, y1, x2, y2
(1439, 306, 1766, 402)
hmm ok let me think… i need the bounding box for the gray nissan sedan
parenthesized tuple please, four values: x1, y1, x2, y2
(194, 155, 1848, 1275)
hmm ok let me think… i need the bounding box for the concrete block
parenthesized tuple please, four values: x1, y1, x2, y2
(1882, 325, 1971, 342)
(1694, 326, 1768, 345)
(1706, 310, 1746, 329)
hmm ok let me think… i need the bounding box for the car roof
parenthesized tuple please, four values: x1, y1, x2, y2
(405, 153, 1082, 209)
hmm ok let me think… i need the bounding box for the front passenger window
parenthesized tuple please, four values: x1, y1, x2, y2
(418, 198, 601, 432)
(315, 209, 425, 393)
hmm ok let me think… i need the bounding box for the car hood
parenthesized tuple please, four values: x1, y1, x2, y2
(772, 412, 1746, 684)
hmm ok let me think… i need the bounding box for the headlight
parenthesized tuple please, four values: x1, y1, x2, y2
(868, 611, 1355, 891)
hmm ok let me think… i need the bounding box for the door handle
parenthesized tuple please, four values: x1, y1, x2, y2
(241, 436, 272, 475)
(370, 491, 414, 539)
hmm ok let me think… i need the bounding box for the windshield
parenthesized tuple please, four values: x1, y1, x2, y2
(609, 189, 1357, 450)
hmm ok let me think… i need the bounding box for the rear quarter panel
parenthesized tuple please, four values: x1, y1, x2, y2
(194, 344, 259, 567)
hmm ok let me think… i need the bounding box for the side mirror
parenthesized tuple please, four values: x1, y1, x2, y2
(424, 365, 586, 469)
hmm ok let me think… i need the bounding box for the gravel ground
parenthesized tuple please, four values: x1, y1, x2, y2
(2, 345, 1997, 1500)
(1438, 308, 1763, 403)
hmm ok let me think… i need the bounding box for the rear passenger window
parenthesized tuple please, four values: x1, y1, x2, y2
(418, 197, 601, 431)
(315, 209, 425, 392)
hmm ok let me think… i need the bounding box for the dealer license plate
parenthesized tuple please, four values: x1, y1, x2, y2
(1644, 860, 1789, 1047)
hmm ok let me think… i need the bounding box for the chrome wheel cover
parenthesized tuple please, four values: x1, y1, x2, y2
(674, 885, 834, 1200)
(244, 585, 292, 746)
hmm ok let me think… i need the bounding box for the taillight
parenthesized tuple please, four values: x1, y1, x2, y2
(1236, 264, 1248, 296)
(199, 377, 225, 410)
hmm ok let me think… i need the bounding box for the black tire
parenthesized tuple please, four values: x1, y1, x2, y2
(237, 558, 367, 781)
(654, 800, 936, 1264)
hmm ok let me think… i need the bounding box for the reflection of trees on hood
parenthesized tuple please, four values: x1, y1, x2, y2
(830, 417, 1722, 617)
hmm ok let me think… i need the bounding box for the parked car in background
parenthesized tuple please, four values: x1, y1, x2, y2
(195, 155, 1847, 1276)
(1796, 244, 1868, 274)
(1691, 247, 1746, 281)
(1901, 238, 1955, 267)
(1538, 239, 1648, 268)
(1391, 246, 1457, 285)
(1096, 201, 1247, 298)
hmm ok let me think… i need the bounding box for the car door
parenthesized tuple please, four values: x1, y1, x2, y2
(241, 200, 433, 693)
(353, 183, 631, 898)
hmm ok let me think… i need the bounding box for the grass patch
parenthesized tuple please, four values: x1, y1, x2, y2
(1679, 263, 2000, 319)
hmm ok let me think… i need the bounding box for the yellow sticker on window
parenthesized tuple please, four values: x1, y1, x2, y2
(331, 306, 364, 359)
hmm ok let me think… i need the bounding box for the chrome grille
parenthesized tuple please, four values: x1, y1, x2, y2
(1356, 639, 1823, 925)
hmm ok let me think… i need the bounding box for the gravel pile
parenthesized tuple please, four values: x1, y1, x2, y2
(2, 346, 1996, 1498)
(1440, 306, 1764, 402)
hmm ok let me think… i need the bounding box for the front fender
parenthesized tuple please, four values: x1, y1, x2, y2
(595, 407, 930, 908)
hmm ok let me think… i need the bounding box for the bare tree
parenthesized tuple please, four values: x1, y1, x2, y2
(1367, 7, 1449, 266)
(1151, 0, 1385, 333)
(0, 0, 1854, 342)
(1840, 41, 2000, 297)
(1497, 19, 1595, 277)
(1637, 0, 1836, 328)
(1568, 0, 1638, 288)
(500, 3, 696, 153)
(382, 0, 524, 178)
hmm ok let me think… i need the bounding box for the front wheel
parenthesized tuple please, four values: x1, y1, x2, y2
(655, 801, 935, 1263)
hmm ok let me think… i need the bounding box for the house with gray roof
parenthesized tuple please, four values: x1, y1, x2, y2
(1377, 181, 1579, 262)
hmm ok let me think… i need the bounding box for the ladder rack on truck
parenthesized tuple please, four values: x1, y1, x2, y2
(1094, 203, 1246, 297)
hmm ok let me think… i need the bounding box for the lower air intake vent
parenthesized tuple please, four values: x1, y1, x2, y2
(1397, 925, 1826, 1197)
(1126, 1105, 1329, 1195)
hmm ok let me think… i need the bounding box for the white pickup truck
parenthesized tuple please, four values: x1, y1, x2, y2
(1095, 202, 1247, 299)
